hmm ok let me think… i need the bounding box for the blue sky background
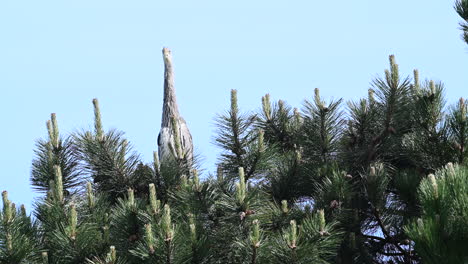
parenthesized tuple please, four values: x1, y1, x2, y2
(1, 1, 467, 210)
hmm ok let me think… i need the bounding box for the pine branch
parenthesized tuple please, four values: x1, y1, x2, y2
(455, 0, 468, 44)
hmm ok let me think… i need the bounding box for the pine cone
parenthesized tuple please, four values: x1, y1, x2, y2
(245, 209, 255, 216)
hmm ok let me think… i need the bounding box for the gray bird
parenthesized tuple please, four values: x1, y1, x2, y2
(158, 47, 193, 163)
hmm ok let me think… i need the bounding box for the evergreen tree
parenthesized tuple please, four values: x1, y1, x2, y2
(455, 0, 468, 45)
(1, 55, 467, 264)
(405, 163, 468, 263)
(31, 113, 82, 195)
(74, 99, 145, 202)
(448, 98, 468, 164)
(0, 192, 39, 263)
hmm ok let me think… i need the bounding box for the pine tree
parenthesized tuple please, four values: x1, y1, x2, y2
(405, 163, 468, 263)
(1, 54, 467, 264)
(448, 98, 468, 164)
(455, 0, 468, 45)
(0, 192, 39, 263)
(31, 113, 82, 195)
(215, 90, 275, 182)
(74, 99, 145, 202)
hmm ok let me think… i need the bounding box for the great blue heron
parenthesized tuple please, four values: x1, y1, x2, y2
(158, 47, 193, 163)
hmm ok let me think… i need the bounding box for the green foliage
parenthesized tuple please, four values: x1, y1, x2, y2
(257, 94, 302, 153)
(403, 80, 454, 170)
(87, 246, 128, 264)
(73, 99, 148, 202)
(312, 167, 354, 218)
(215, 90, 275, 182)
(74, 128, 142, 202)
(1, 54, 467, 264)
(366, 55, 412, 165)
(405, 164, 468, 264)
(264, 151, 305, 203)
(455, 0, 468, 44)
(302, 88, 344, 166)
(266, 212, 342, 264)
(448, 98, 468, 165)
(31, 114, 82, 195)
(0, 192, 40, 264)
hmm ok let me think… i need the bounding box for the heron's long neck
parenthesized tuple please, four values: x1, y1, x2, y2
(162, 56, 180, 127)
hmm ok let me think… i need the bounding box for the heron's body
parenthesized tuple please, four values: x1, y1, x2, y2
(158, 118, 193, 161)
(158, 48, 193, 162)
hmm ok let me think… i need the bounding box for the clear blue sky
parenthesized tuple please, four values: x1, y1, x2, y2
(1, 1, 467, 210)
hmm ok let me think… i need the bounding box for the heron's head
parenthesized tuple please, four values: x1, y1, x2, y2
(162, 47, 172, 64)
